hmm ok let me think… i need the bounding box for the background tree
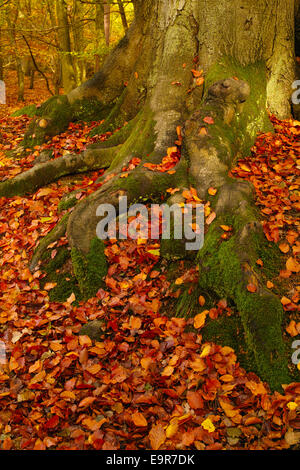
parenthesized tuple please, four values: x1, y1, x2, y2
(1, 0, 299, 390)
(55, 0, 76, 93)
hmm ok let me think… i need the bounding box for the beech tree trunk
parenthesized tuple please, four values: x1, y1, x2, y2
(1, 0, 299, 390)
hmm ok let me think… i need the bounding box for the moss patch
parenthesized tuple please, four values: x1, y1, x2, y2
(197, 221, 290, 390)
(71, 238, 108, 300)
(205, 56, 274, 156)
(71, 97, 113, 122)
(40, 246, 82, 303)
(12, 104, 37, 118)
(23, 95, 73, 147)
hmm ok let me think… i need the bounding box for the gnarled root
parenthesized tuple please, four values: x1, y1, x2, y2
(0, 146, 118, 198)
(183, 75, 289, 389)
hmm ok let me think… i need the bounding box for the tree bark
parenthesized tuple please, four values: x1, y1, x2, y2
(2, 0, 299, 390)
(103, 1, 111, 46)
(94, 0, 105, 72)
(56, 0, 76, 93)
(118, 0, 128, 32)
(5, 2, 25, 101)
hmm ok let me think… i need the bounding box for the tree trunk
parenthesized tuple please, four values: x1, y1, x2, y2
(72, 0, 86, 85)
(2, 0, 299, 390)
(94, 0, 105, 73)
(5, 2, 25, 101)
(56, 0, 76, 93)
(118, 0, 128, 32)
(103, 1, 111, 46)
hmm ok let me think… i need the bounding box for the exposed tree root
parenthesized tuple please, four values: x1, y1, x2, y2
(183, 74, 290, 389)
(29, 214, 69, 272)
(0, 146, 118, 198)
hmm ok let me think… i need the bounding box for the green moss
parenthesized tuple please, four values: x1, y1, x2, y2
(48, 275, 81, 303)
(89, 91, 127, 136)
(12, 104, 37, 118)
(71, 97, 112, 122)
(174, 283, 203, 318)
(252, 231, 283, 279)
(91, 114, 141, 149)
(23, 95, 73, 147)
(202, 314, 256, 371)
(39, 245, 82, 303)
(71, 237, 108, 299)
(58, 195, 78, 213)
(43, 246, 70, 274)
(205, 57, 274, 155)
(197, 220, 290, 390)
(108, 110, 156, 173)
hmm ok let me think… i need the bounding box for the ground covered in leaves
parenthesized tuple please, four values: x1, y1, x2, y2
(0, 86, 299, 450)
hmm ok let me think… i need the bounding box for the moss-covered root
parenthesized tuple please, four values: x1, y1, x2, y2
(23, 96, 73, 148)
(198, 218, 290, 391)
(22, 95, 115, 148)
(71, 238, 108, 299)
(29, 214, 69, 272)
(0, 146, 118, 198)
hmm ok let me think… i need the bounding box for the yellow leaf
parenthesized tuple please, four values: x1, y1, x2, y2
(201, 418, 215, 433)
(162, 365, 174, 377)
(147, 249, 160, 257)
(60, 391, 76, 400)
(287, 402, 298, 411)
(166, 418, 179, 438)
(200, 344, 211, 358)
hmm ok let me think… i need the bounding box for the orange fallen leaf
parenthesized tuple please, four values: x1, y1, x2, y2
(279, 243, 290, 253)
(281, 296, 292, 306)
(208, 187, 217, 196)
(194, 310, 209, 329)
(149, 424, 166, 450)
(286, 257, 300, 273)
(132, 412, 148, 427)
(203, 116, 214, 125)
(247, 283, 257, 293)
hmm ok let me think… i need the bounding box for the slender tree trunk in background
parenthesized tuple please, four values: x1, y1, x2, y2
(72, 0, 86, 86)
(56, 0, 76, 93)
(5, 2, 25, 101)
(5, 0, 300, 390)
(16, 58, 25, 101)
(95, 0, 104, 72)
(118, 0, 128, 32)
(46, 0, 62, 94)
(104, 0, 110, 46)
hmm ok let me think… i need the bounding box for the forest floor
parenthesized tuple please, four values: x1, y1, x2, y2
(0, 72, 299, 451)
